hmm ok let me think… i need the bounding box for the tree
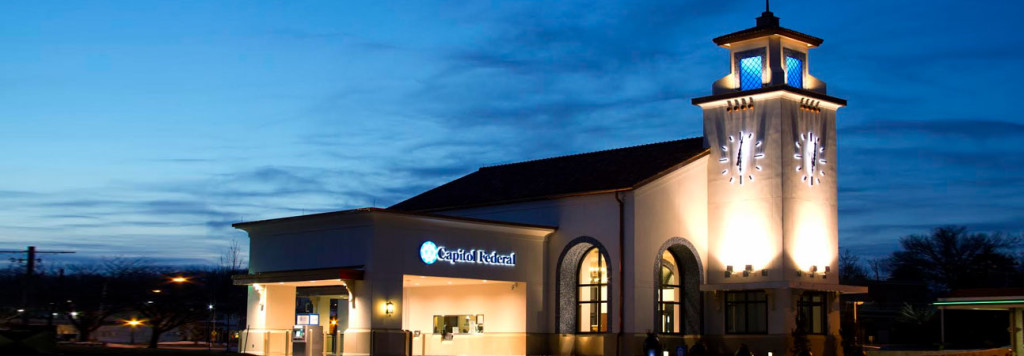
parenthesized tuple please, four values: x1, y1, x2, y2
(219, 238, 247, 272)
(137, 273, 209, 348)
(838, 249, 869, 284)
(60, 257, 154, 341)
(866, 257, 890, 281)
(889, 226, 1020, 293)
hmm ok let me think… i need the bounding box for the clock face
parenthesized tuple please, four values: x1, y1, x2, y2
(719, 131, 764, 185)
(794, 131, 827, 186)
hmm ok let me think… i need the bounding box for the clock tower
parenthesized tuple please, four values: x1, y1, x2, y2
(693, 7, 858, 339)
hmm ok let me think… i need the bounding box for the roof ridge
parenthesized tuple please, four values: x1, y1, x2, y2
(480, 136, 703, 170)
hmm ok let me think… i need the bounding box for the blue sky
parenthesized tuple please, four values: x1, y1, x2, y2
(1, 0, 1022, 266)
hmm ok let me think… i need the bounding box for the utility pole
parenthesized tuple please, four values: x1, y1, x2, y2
(0, 246, 75, 325)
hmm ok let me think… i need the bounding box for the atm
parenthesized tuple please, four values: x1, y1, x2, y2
(292, 324, 323, 356)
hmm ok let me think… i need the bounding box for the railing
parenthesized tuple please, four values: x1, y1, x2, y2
(238, 328, 293, 356)
(237, 329, 343, 356)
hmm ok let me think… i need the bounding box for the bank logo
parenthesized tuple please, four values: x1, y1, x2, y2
(420, 241, 439, 265)
(418, 240, 516, 267)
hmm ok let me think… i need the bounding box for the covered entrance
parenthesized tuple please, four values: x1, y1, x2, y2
(402, 275, 527, 356)
(233, 267, 362, 356)
(935, 289, 1024, 356)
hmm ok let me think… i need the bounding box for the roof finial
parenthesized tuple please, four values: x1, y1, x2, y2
(766, 0, 770, 12)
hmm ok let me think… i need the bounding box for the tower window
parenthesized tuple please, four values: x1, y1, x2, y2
(739, 56, 763, 90)
(785, 51, 805, 88)
(735, 49, 765, 91)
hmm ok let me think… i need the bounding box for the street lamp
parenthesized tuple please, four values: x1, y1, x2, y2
(124, 318, 143, 345)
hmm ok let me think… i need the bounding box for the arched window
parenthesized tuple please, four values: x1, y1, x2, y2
(658, 250, 682, 333)
(654, 239, 703, 335)
(578, 247, 608, 333)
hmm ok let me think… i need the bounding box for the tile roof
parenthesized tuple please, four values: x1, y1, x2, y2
(712, 12, 823, 47)
(390, 137, 708, 212)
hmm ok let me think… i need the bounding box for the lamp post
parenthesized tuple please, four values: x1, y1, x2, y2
(208, 303, 215, 351)
(169, 274, 217, 349)
(125, 319, 143, 345)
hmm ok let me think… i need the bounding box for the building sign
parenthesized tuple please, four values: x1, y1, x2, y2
(419, 241, 516, 267)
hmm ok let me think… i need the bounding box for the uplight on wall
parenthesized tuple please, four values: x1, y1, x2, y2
(791, 201, 836, 274)
(797, 265, 830, 278)
(725, 264, 768, 278)
(718, 204, 776, 273)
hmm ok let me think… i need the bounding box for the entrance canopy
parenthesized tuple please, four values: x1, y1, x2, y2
(935, 288, 1024, 311)
(232, 266, 364, 286)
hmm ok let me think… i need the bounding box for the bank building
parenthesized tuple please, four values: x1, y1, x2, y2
(233, 7, 867, 356)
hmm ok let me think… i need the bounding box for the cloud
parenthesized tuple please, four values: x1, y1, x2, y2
(841, 119, 1024, 141)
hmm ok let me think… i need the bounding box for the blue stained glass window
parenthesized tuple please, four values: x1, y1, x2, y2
(739, 56, 763, 91)
(786, 56, 803, 88)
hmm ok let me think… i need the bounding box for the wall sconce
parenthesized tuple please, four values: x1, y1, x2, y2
(385, 301, 395, 316)
(727, 265, 766, 278)
(798, 265, 826, 278)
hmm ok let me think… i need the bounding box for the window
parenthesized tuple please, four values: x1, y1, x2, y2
(725, 291, 767, 334)
(737, 52, 764, 91)
(785, 50, 805, 88)
(432, 314, 484, 334)
(797, 292, 827, 334)
(578, 247, 608, 333)
(658, 250, 682, 334)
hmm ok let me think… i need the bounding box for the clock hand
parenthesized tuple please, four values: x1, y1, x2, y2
(736, 134, 744, 172)
(811, 140, 817, 171)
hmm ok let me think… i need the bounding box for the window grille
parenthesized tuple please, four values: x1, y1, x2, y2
(786, 56, 804, 88)
(739, 56, 763, 91)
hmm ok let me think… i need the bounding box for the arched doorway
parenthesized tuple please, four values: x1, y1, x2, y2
(557, 237, 612, 334)
(654, 238, 703, 335)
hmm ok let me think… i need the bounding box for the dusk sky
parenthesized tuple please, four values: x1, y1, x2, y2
(2, 1, 1022, 267)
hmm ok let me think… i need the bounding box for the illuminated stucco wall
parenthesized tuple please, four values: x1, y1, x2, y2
(402, 282, 527, 334)
(631, 155, 708, 333)
(703, 98, 784, 285)
(701, 91, 841, 285)
(441, 193, 624, 334)
(781, 98, 838, 281)
(246, 219, 373, 274)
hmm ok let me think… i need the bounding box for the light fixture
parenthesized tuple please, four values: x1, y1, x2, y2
(725, 265, 734, 278)
(170, 276, 188, 283)
(385, 301, 395, 316)
(801, 265, 818, 277)
(743, 265, 753, 277)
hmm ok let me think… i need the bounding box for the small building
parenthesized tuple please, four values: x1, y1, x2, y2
(233, 8, 866, 356)
(935, 289, 1024, 355)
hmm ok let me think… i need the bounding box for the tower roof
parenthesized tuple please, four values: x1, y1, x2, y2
(712, 11, 823, 47)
